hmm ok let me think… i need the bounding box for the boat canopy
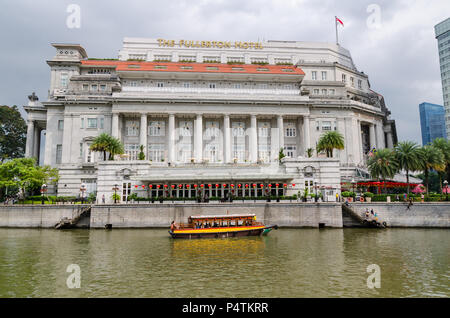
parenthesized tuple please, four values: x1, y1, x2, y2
(189, 214, 256, 220)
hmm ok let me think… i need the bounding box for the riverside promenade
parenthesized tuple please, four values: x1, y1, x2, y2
(0, 202, 449, 228)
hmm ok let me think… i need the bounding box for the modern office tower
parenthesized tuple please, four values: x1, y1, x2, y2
(419, 102, 447, 145)
(435, 17, 450, 139)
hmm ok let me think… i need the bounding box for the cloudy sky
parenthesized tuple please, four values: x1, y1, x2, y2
(1, 0, 449, 144)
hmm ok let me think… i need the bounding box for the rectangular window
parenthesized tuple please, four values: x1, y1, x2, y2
(91, 84, 98, 91)
(124, 144, 139, 160)
(80, 143, 83, 157)
(179, 121, 193, 137)
(148, 144, 165, 162)
(126, 120, 139, 136)
(358, 79, 362, 89)
(350, 77, 355, 87)
(258, 144, 271, 162)
(329, 89, 335, 95)
(321, 89, 327, 95)
(311, 71, 317, 80)
(58, 120, 64, 130)
(82, 84, 89, 91)
(80, 118, 84, 128)
(148, 121, 166, 136)
(321, 71, 327, 80)
(205, 143, 219, 162)
(232, 122, 245, 137)
(258, 122, 271, 137)
(205, 121, 219, 138)
(100, 84, 106, 91)
(283, 84, 293, 90)
(233, 83, 241, 89)
(284, 145, 297, 158)
(322, 121, 332, 131)
(60, 73, 68, 88)
(56, 145, 62, 164)
(342, 74, 347, 83)
(285, 125, 296, 137)
(157, 82, 164, 88)
(183, 82, 191, 88)
(209, 83, 216, 89)
(313, 89, 320, 95)
(232, 143, 245, 162)
(87, 118, 97, 129)
(100, 117, 104, 129)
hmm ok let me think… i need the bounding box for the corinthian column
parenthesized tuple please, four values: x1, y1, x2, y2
(111, 113, 119, 138)
(278, 115, 284, 151)
(303, 116, 310, 152)
(168, 114, 175, 163)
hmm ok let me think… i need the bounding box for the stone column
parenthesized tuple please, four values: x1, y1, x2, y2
(303, 116, 310, 152)
(386, 131, 393, 148)
(61, 115, 73, 164)
(25, 120, 34, 158)
(369, 123, 376, 150)
(168, 114, 175, 163)
(33, 127, 41, 163)
(376, 124, 385, 149)
(277, 115, 284, 152)
(194, 114, 203, 162)
(140, 113, 147, 156)
(223, 115, 231, 163)
(111, 113, 119, 138)
(250, 114, 258, 162)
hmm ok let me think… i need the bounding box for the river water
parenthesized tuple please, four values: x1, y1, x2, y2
(0, 228, 448, 298)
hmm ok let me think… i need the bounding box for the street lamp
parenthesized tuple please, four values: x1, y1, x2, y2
(40, 183, 47, 205)
(444, 180, 448, 202)
(112, 184, 119, 204)
(80, 183, 87, 204)
(351, 178, 356, 202)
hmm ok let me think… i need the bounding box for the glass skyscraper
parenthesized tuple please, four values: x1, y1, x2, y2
(435, 17, 450, 139)
(419, 102, 447, 145)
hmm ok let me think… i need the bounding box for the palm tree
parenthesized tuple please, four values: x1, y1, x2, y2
(419, 145, 445, 194)
(394, 141, 423, 194)
(316, 131, 344, 158)
(432, 138, 450, 191)
(367, 148, 399, 186)
(90, 133, 110, 161)
(90, 133, 124, 161)
(107, 137, 124, 160)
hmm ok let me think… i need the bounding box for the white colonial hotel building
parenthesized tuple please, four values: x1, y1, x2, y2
(24, 37, 397, 203)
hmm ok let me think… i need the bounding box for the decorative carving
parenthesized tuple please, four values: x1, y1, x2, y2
(28, 92, 39, 101)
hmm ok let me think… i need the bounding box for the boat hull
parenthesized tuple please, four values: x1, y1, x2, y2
(169, 226, 277, 239)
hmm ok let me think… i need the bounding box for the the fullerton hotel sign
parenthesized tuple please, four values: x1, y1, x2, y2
(157, 38, 263, 49)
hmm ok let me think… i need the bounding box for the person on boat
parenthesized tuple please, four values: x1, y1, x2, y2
(170, 221, 176, 231)
(370, 209, 374, 216)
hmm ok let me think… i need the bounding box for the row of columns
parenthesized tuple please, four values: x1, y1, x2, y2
(111, 113, 312, 163)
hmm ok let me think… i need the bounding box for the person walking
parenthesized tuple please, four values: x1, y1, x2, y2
(102, 194, 105, 204)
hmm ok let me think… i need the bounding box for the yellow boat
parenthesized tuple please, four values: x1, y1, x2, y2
(169, 214, 278, 239)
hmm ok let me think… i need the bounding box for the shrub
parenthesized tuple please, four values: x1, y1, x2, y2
(363, 192, 374, 198)
(341, 191, 355, 197)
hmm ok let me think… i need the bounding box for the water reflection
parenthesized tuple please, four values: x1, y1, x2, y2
(0, 228, 448, 297)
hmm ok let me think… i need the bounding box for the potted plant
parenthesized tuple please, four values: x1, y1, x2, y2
(363, 192, 374, 203)
(342, 191, 354, 202)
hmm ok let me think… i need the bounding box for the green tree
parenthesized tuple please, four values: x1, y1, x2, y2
(138, 145, 145, 160)
(394, 141, 423, 194)
(418, 145, 445, 194)
(367, 148, 399, 187)
(431, 138, 450, 191)
(278, 148, 285, 161)
(0, 105, 27, 162)
(89, 133, 124, 160)
(306, 148, 314, 158)
(0, 158, 59, 200)
(316, 131, 344, 158)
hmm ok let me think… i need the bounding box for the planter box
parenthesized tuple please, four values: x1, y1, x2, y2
(365, 197, 372, 203)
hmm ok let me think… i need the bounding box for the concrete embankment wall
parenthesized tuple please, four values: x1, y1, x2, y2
(347, 202, 450, 227)
(0, 205, 91, 228)
(90, 202, 343, 228)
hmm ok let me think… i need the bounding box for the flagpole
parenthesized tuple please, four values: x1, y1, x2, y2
(335, 16, 339, 45)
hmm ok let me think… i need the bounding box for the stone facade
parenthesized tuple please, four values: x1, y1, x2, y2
(24, 38, 397, 203)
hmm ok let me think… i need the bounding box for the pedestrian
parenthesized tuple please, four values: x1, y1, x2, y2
(102, 194, 105, 204)
(370, 209, 374, 215)
(396, 195, 399, 202)
(407, 198, 413, 210)
(421, 193, 424, 203)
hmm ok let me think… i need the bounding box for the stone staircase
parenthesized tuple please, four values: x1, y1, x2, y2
(55, 205, 91, 229)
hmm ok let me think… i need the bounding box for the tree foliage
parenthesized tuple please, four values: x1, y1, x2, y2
(394, 141, 423, 193)
(418, 145, 445, 193)
(0, 105, 27, 162)
(367, 148, 399, 181)
(316, 131, 344, 158)
(89, 133, 124, 160)
(0, 158, 59, 199)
